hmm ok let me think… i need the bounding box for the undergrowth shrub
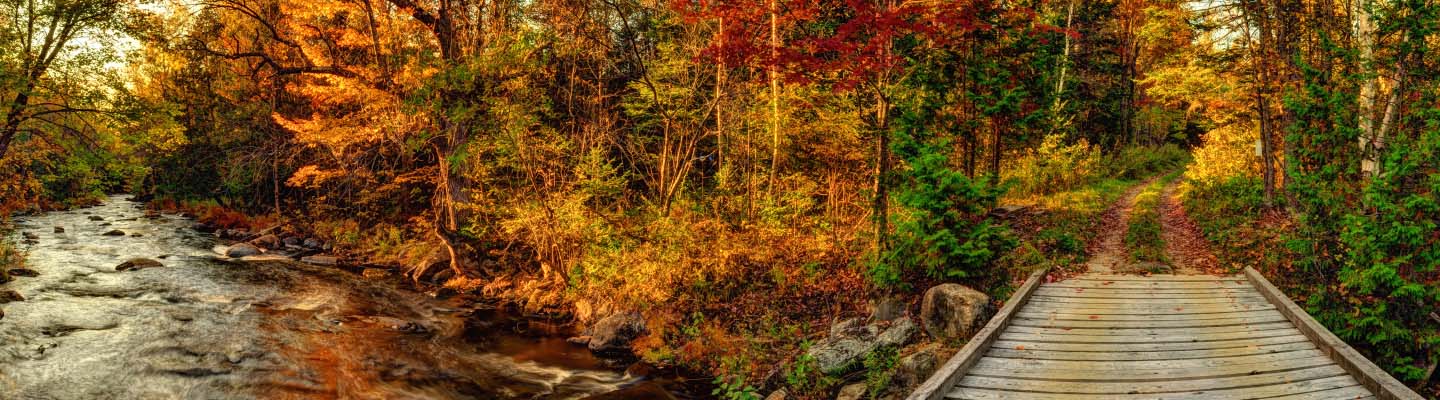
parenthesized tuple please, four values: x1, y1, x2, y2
(1104, 144, 1189, 179)
(1004, 134, 1101, 198)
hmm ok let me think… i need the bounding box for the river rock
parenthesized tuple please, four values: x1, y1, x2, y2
(252, 234, 281, 249)
(102, 229, 126, 236)
(302, 255, 340, 266)
(53, 226, 64, 233)
(920, 284, 990, 341)
(225, 243, 263, 258)
(303, 238, 324, 249)
(282, 236, 301, 247)
(0, 290, 25, 303)
(88, 215, 104, 221)
(8, 268, 40, 277)
(835, 383, 867, 400)
(807, 318, 917, 374)
(116, 258, 165, 272)
(585, 312, 646, 354)
(22, 232, 39, 240)
(889, 343, 942, 394)
(192, 223, 217, 233)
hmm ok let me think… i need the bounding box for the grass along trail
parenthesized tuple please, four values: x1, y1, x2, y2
(1082, 175, 1162, 274)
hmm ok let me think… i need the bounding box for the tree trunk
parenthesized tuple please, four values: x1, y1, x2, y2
(767, 0, 781, 198)
(1356, 0, 1381, 175)
(873, 96, 890, 252)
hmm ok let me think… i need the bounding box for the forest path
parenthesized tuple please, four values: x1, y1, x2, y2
(1082, 176, 1159, 274)
(1158, 178, 1221, 274)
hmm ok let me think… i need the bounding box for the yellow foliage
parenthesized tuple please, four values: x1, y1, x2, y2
(1185, 123, 1261, 186)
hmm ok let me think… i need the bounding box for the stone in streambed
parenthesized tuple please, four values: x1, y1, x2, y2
(584, 312, 647, 354)
(102, 230, 126, 236)
(0, 290, 25, 303)
(53, 226, 64, 233)
(88, 216, 104, 221)
(920, 284, 990, 341)
(22, 232, 39, 240)
(302, 255, 340, 266)
(8, 268, 39, 277)
(225, 243, 263, 258)
(116, 258, 164, 272)
(302, 238, 324, 249)
(251, 234, 280, 249)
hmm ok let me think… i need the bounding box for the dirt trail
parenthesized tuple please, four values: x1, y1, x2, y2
(1158, 178, 1221, 275)
(1082, 177, 1158, 274)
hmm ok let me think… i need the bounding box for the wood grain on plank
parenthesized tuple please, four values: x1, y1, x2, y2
(946, 375, 1363, 400)
(989, 334, 1311, 352)
(1004, 321, 1296, 336)
(1010, 313, 1289, 328)
(1013, 309, 1282, 322)
(973, 348, 1325, 371)
(986, 341, 1318, 362)
(957, 364, 1348, 394)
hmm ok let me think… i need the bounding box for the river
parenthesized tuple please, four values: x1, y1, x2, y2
(0, 195, 696, 399)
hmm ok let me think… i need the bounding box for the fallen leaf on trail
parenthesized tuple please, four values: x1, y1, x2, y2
(1089, 315, 1100, 320)
(1015, 345, 1026, 350)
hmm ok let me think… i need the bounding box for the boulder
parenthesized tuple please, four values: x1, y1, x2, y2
(88, 216, 104, 221)
(22, 232, 39, 240)
(302, 238, 324, 249)
(102, 230, 126, 236)
(920, 284, 990, 341)
(586, 312, 647, 354)
(225, 243, 263, 258)
(807, 318, 918, 374)
(282, 236, 302, 247)
(301, 255, 340, 266)
(890, 344, 942, 392)
(251, 234, 281, 249)
(0, 290, 24, 303)
(835, 383, 867, 400)
(116, 258, 165, 272)
(53, 226, 64, 233)
(8, 268, 40, 277)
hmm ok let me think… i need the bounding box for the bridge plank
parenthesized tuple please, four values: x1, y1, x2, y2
(1004, 321, 1296, 337)
(958, 364, 1348, 394)
(946, 375, 1361, 399)
(991, 334, 1313, 353)
(973, 349, 1325, 371)
(1027, 295, 1269, 305)
(1032, 288, 1264, 299)
(1072, 274, 1242, 281)
(1014, 309, 1283, 322)
(1047, 280, 1252, 289)
(1011, 313, 1289, 329)
(1019, 303, 1275, 315)
(986, 340, 1316, 361)
(964, 355, 1337, 382)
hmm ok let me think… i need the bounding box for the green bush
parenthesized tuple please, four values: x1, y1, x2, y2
(1104, 144, 1189, 180)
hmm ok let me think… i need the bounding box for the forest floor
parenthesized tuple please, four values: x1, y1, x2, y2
(1081, 176, 1157, 274)
(1080, 173, 1222, 276)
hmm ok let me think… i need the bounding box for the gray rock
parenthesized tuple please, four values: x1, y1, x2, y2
(0, 290, 24, 303)
(282, 236, 302, 247)
(303, 238, 324, 249)
(586, 312, 646, 354)
(225, 243, 263, 258)
(835, 383, 867, 400)
(920, 284, 990, 341)
(116, 258, 164, 272)
(102, 230, 126, 236)
(890, 344, 942, 392)
(877, 318, 917, 347)
(8, 268, 40, 277)
(808, 318, 919, 374)
(871, 297, 907, 322)
(301, 255, 340, 266)
(251, 234, 281, 249)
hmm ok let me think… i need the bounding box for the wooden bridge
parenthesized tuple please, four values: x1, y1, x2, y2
(909, 268, 1424, 400)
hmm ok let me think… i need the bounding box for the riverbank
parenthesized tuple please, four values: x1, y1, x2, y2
(0, 196, 707, 399)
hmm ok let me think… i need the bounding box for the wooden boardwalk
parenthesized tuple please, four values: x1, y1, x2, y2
(909, 268, 1424, 400)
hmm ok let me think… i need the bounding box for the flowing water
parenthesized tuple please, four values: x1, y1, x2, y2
(0, 196, 691, 399)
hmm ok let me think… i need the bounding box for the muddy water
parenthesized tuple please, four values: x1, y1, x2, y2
(1, 196, 684, 399)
